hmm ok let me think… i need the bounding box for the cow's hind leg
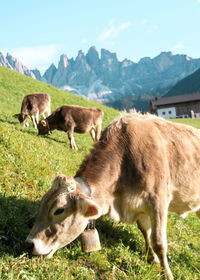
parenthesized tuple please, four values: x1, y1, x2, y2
(137, 214, 159, 263)
(149, 195, 173, 280)
(35, 112, 39, 125)
(47, 104, 51, 117)
(67, 126, 78, 150)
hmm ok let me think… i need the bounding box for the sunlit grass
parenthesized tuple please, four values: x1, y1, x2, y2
(0, 66, 199, 279)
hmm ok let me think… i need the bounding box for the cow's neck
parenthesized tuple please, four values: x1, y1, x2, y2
(46, 112, 59, 131)
(74, 176, 91, 197)
(76, 141, 124, 214)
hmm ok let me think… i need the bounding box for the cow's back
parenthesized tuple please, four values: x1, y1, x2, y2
(21, 93, 50, 114)
(61, 106, 103, 133)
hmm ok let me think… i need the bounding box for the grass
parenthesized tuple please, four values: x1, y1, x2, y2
(170, 117, 200, 129)
(0, 66, 199, 279)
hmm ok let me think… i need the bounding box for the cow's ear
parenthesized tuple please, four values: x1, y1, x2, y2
(78, 198, 102, 219)
(41, 119, 46, 127)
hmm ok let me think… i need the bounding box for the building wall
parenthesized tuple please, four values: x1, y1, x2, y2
(155, 101, 200, 118)
(157, 107, 176, 118)
(175, 102, 200, 116)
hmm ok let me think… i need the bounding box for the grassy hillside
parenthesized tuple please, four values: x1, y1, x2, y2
(0, 66, 199, 280)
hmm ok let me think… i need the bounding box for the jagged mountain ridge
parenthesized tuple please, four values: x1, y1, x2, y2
(41, 47, 200, 104)
(1, 47, 200, 111)
(0, 52, 36, 79)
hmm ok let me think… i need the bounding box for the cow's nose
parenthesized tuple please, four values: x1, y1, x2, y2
(25, 239, 34, 251)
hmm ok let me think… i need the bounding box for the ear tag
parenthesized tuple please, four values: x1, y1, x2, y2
(88, 206, 97, 216)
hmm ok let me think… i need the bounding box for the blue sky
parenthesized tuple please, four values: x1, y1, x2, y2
(1, 0, 200, 73)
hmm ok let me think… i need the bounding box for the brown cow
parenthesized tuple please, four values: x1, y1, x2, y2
(25, 112, 200, 279)
(37, 105, 103, 150)
(14, 93, 51, 128)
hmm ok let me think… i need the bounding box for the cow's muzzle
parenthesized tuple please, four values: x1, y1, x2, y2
(25, 239, 34, 252)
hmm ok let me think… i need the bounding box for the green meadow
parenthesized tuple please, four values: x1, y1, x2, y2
(0, 66, 199, 279)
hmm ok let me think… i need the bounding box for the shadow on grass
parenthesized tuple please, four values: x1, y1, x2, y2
(0, 117, 18, 126)
(18, 128, 67, 144)
(0, 194, 139, 259)
(0, 117, 70, 145)
(96, 217, 138, 252)
(42, 135, 67, 144)
(0, 195, 40, 257)
(0, 117, 37, 136)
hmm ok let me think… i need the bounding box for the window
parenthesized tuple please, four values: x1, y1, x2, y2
(162, 112, 166, 115)
(168, 111, 171, 114)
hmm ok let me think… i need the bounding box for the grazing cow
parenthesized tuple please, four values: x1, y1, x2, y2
(37, 105, 103, 150)
(14, 93, 51, 128)
(26, 112, 200, 279)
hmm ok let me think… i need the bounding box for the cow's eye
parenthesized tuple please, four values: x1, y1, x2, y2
(54, 208, 65, 216)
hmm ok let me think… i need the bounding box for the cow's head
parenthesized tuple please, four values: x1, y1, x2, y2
(38, 119, 51, 135)
(13, 113, 29, 127)
(25, 174, 102, 258)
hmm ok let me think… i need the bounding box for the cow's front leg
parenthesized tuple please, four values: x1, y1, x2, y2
(42, 112, 46, 119)
(35, 112, 39, 125)
(31, 115, 38, 129)
(149, 195, 173, 280)
(137, 214, 159, 264)
(67, 127, 78, 150)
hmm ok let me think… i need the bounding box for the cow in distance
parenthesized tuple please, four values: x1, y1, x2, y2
(14, 93, 51, 128)
(37, 105, 103, 150)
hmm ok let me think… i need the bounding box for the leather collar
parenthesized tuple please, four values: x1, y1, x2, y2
(74, 176, 95, 230)
(74, 176, 91, 197)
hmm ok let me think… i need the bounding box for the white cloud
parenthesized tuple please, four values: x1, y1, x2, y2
(98, 21, 131, 41)
(81, 39, 87, 44)
(10, 45, 59, 72)
(171, 41, 185, 51)
(140, 19, 147, 25)
(150, 24, 159, 31)
(109, 18, 116, 25)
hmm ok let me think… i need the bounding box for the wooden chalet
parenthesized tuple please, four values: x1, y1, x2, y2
(150, 93, 200, 118)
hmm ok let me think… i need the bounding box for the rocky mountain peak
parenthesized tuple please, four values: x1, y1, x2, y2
(159, 51, 173, 57)
(77, 50, 84, 58)
(121, 58, 134, 67)
(43, 63, 57, 83)
(0, 52, 11, 67)
(88, 46, 98, 54)
(101, 48, 119, 63)
(153, 52, 174, 72)
(74, 50, 91, 72)
(138, 57, 151, 64)
(1, 47, 200, 112)
(31, 68, 42, 80)
(0, 52, 36, 79)
(86, 46, 99, 72)
(58, 54, 69, 69)
(41, 47, 200, 104)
